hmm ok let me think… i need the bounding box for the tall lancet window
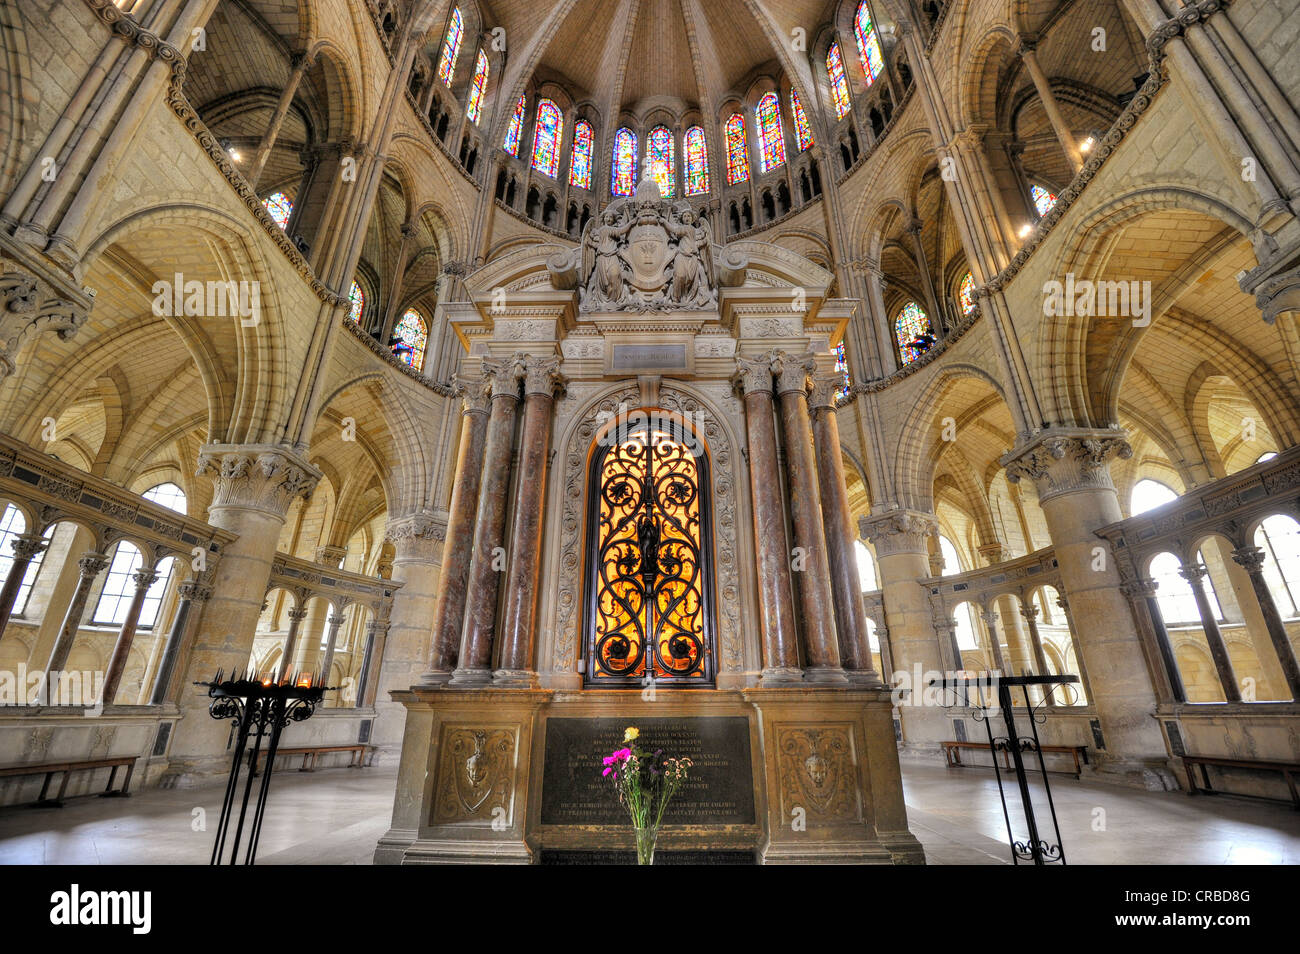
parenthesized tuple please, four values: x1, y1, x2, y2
(392, 309, 428, 372)
(530, 99, 563, 178)
(436, 7, 463, 86)
(827, 42, 851, 118)
(724, 113, 749, 184)
(647, 126, 675, 197)
(584, 413, 714, 686)
(612, 127, 637, 196)
(466, 50, 489, 124)
(854, 2, 884, 86)
(683, 126, 709, 195)
(895, 301, 933, 365)
(503, 95, 526, 155)
(791, 90, 814, 151)
(569, 120, 593, 188)
(756, 92, 786, 172)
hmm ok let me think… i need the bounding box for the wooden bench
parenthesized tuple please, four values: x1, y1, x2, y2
(942, 740, 1089, 778)
(1181, 755, 1300, 808)
(0, 756, 137, 807)
(252, 743, 374, 773)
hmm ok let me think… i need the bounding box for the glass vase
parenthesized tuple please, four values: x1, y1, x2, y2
(635, 825, 658, 865)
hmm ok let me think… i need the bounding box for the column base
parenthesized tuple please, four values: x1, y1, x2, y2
(492, 669, 540, 688)
(448, 667, 493, 686)
(418, 669, 453, 686)
(759, 667, 804, 687)
(846, 668, 884, 688)
(803, 666, 851, 686)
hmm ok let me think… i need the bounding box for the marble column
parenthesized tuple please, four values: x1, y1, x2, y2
(44, 551, 109, 677)
(318, 610, 349, 693)
(247, 51, 315, 189)
(1120, 578, 1185, 704)
(809, 373, 879, 685)
(1019, 601, 1055, 704)
(733, 354, 801, 683)
(452, 356, 524, 686)
(424, 377, 491, 682)
(278, 606, 309, 679)
(0, 533, 48, 637)
(496, 356, 564, 686)
(164, 445, 319, 782)
(101, 567, 159, 704)
(1002, 430, 1171, 778)
(1179, 562, 1241, 703)
(1017, 36, 1083, 173)
(149, 579, 211, 705)
(979, 608, 1008, 672)
(773, 352, 847, 684)
(1231, 546, 1300, 700)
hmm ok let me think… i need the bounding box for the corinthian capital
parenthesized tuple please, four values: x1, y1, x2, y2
(385, 509, 447, 562)
(522, 354, 565, 397)
(808, 373, 844, 411)
(732, 352, 777, 396)
(858, 509, 938, 556)
(196, 444, 321, 517)
(455, 373, 492, 414)
(482, 353, 526, 398)
(1000, 427, 1132, 504)
(772, 350, 816, 396)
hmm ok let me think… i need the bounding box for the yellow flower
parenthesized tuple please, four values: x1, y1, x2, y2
(624, 727, 639, 742)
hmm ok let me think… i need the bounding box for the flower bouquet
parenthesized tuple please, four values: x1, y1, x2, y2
(601, 726, 693, 865)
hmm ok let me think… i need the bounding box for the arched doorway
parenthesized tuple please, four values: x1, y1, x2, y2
(583, 411, 715, 686)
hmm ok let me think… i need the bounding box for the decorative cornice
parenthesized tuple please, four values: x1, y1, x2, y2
(340, 318, 455, 394)
(196, 444, 321, 517)
(1000, 428, 1132, 503)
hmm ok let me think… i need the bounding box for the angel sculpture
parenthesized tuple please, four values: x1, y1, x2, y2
(667, 211, 715, 309)
(582, 208, 631, 309)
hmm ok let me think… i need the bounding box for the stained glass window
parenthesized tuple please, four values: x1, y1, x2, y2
(895, 301, 933, 365)
(569, 120, 593, 189)
(757, 92, 786, 173)
(827, 43, 851, 119)
(263, 192, 292, 230)
(436, 7, 463, 86)
(466, 49, 488, 124)
(1031, 184, 1057, 216)
(791, 90, 814, 151)
(724, 113, 749, 184)
(833, 342, 850, 399)
(684, 126, 708, 195)
(503, 95, 525, 155)
(959, 272, 977, 315)
(347, 281, 365, 324)
(612, 127, 637, 196)
(854, 2, 884, 86)
(648, 126, 674, 197)
(393, 309, 428, 372)
(530, 99, 563, 178)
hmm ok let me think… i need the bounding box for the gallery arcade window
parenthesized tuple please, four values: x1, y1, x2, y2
(584, 413, 714, 687)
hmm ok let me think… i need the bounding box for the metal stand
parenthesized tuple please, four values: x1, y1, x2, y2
(931, 673, 1080, 866)
(197, 670, 328, 865)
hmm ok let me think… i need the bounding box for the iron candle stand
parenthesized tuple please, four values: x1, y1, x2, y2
(197, 669, 330, 865)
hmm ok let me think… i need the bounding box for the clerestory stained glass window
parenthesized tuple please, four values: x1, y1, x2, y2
(854, 3, 884, 86)
(466, 49, 488, 124)
(833, 342, 850, 400)
(827, 42, 851, 118)
(503, 95, 526, 155)
(436, 7, 463, 86)
(895, 301, 934, 365)
(393, 309, 428, 372)
(683, 126, 709, 195)
(791, 90, 814, 151)
(569, 120, 593, 189)
(757, 92, 786, 173)
(1031, 184, 1057, 216)
(263, 191, 292, 230)
(647, 126, 674, 197)
(347, 281, 365, 324)
(725, 113, 749, 184)
(959, 272, 977, 315)
(530, 99, 563, 178)
(612, 127, 637, 196)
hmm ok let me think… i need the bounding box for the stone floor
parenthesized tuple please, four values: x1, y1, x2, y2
(0, 757, 1296, 864)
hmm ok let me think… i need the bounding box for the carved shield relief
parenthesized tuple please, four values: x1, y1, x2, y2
(433, 726, 516, 824)
(623, 223, 671, 291)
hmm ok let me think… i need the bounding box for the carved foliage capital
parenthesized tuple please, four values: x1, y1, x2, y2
(1001, 430, 1132, 503)
(732, 352, 777, 396)
(10, 534, 49, 561)
(772, 350, 816, 396)
(807, 373, 844, 411)
(197, 445, 320, 517)
(858, 510, 938, 556)
(522, 354, 565, 397)
(385, 511, 447, 561)
(482, 354, 526, 398)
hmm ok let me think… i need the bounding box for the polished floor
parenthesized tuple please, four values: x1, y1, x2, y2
(0, 756, 1296, 864)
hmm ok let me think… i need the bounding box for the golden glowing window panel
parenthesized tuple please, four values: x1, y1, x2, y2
(585, 417, 713, 686)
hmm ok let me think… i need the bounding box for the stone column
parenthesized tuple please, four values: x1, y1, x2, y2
(101, 567, 160, 705)
(979, 608, 1008, 672)
(44, 551, 109, 678)
(1017, 36, 1083, 173)
(1179, 562, 1241, 703)
(452, 355, 524, 686)
(496, 356, 564, 686)
(996, 593, 1036, 677)
(809, 374, 879, 685)
(357, 618, 389, 708)
(734, 354, 801, 683)
(1002, 430, 1171, 779)
(905, 219, 945, 331)
(774, 352, 847, 685)
(149, 579, 211, 705)
(0, 533, 48, 637)
(318, 610, 349, 692)
(1019, 602, 1054, 705)
(380, 222, 419, 342)
(861, 510, 943, 743)
(164, 445, 319, 782)
(1120, 578, 1185, 703)
(278, 607, 309, 679)
(423, 377, 491, 682)
(247, 51, 315, 189)
(1231, 546, 1300, 700)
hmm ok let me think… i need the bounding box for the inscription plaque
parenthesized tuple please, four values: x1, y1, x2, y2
(610, 343, 689, 371)
(540, 717, 756, 826)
